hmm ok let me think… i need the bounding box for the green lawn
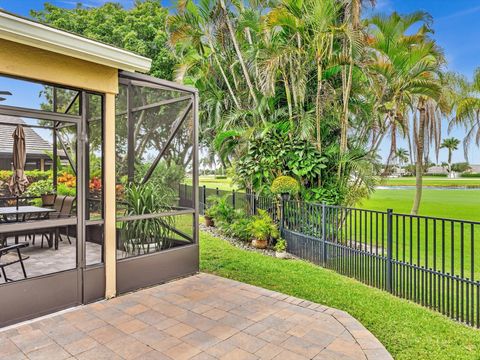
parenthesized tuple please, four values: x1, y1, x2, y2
(382, 177, 480, 188)
(200, 231, 480, 360)
(360, 188, 480, 222)
(198, 176, 237, 191)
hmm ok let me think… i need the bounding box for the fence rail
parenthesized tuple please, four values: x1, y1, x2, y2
(180, 184, 480, 327)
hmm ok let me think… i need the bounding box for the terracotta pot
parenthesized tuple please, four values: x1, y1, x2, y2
(204, 215, 215, 227)
(276, 251, 287, 259)
(41, 193, 56, 207)
(252, 239, 268, 249)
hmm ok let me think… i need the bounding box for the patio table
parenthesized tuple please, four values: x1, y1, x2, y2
(0, 206, 57, 248)
(0, 206, 55, 222)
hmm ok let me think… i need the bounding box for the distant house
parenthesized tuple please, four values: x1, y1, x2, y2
(426, 166, 448, 175)
(469, 165, 480, 173)
(0, 115, 53, 171)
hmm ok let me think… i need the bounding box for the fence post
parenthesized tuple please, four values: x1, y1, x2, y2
(280, 196, 286, 236)
(232, 190, 236, 209)
(202, 185, 206, 214)
(253, 191, 257, 215)
(386, 208, 393, 293)
(322, 202, 327, 266)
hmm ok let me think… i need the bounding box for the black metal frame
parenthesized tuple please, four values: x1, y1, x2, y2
(115, 71, 199, 294)
(0, 73, 106, 325)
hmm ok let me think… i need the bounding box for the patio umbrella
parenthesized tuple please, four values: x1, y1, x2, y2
(8, 125, 29, 200)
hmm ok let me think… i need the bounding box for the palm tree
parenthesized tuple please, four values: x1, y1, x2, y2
(395, 148, 409, 168)
(449, 68, 480, 160)
(440, 137, 460, 174)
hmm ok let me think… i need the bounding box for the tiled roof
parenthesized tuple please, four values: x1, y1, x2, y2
(0, 115, 51, 158)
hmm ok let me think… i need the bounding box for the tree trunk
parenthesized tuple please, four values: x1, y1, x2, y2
(208, 37, 242, 110)
(448, 149, 452, 173)
(411, 101, 426, 215)
(219, 0, 265, 123)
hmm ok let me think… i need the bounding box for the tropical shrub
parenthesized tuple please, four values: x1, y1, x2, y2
(58, 172, 76, 188)
(122, 183, 175, 254)
(224, 210, 253, 242)
(274, 239, 286, 253)
(271, 176, 300, 196)
(250, 209, 279, 242)
(24, 180, 55, 205)
(461, 173, 480, 178)
(206, 195, 235, 226)
(57, 183, 76, 197)
(451, 162, 471, 173)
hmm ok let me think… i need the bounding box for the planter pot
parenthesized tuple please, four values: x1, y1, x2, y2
(275, 251, 287, 259)
(252, 239, 268, 249)
(41, 193, 56, 207)
(204, 216, 215, 227)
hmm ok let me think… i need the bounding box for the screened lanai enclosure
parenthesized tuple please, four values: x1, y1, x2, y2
(0, 71, 198, 326)
(114, 72, 198, 294)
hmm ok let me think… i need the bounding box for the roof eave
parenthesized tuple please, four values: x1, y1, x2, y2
(0, 11, 152, 73)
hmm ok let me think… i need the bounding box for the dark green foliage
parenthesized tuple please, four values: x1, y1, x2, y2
(205, 195, 235, 226)
(233, 127, 326, 194)
(224, 210, 253, 242)
(31, 1, 175, 80)
(451, 162, 471, 173)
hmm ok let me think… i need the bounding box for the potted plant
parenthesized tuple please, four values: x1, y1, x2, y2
(204, 207, 215, 227)
(274, 239, 287, 259)
(25, 179, 55, 206)
(204, 195, 235, 228)
(250, 209, 279, 249)
(270, 175, 300, 200)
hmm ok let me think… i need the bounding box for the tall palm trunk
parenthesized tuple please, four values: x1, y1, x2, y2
(208, 37, 241, 110)
(315, 61, 323, 153)
(411, 100, 426, 215)
(447, 149, 452, 173)
(219, 0, 265, 123)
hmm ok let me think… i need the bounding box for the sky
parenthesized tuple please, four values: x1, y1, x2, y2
(0, 0, 479, 164)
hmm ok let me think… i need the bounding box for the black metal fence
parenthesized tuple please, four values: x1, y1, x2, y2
(180, 184, 480, 327)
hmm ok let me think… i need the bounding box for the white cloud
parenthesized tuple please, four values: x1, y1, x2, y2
(437, 4, 480, 21)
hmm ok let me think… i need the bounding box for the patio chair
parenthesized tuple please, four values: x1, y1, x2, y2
(50, 195, 67, 218)
(55, 196, 76, 249)
(0, 242, 29, 283)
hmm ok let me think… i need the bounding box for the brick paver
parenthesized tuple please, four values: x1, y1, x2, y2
(0, 273, 392, 359)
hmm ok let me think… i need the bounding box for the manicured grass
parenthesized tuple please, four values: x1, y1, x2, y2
(198, 176, 237, 191)
(382, 177, 480, 188)
(200, 231, 480, 360)
(360, 189, 480, 222)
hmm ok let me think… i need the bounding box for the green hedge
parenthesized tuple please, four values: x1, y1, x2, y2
(461, 173, 480, 178)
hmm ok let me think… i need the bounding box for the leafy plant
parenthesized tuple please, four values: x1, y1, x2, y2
(205, 195, 235, 225)
(274, 239, 286, 252)
(271, 176, 300, 196)
(121, 183, 176, 255)
(224, 210, 253, 242)
(250, 209, 279, 242)
(24, 180, 54, 196)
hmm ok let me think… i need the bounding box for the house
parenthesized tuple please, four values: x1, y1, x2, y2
(0, 116, 62, 171)
(0, 10, 199, 327)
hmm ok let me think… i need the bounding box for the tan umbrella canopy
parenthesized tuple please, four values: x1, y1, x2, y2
(8, 125, 29, 197)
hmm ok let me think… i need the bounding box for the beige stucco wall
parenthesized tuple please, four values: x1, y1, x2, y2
(0, 38, 118, 298)
(0, 38, 118, 94)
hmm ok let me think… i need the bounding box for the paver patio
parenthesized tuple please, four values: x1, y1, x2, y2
(0, 273, 392, 360)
